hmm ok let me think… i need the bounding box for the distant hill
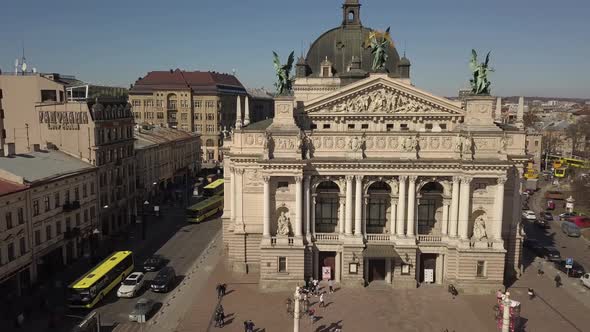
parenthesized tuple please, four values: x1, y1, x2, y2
(446, 95, 589, 104)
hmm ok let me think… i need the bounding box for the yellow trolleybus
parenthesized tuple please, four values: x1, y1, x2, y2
(186, 195, 224, 223)
(203, 179, 224, 197)
(68, 251, 134, 308)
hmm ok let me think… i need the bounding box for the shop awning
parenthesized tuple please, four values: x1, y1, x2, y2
(363, 245, 400, 258)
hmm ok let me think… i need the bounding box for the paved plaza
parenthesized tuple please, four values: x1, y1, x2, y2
(172, 253, 590, 332)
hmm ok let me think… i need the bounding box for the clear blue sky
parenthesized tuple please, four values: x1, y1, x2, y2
(1, 0, 588, 98)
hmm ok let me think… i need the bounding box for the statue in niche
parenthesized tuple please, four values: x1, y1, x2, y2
(462, 134, 473, 159)
(303, 134, 313, 159)
(277, 211, 291, 236)
(402, 135, 418, 153)
(349, 136, 361, 151)
(262, 130, 273, 159)
(472, 216, 488, 241)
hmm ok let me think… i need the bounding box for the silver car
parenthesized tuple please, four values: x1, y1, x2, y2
(129, 298, 155, 322)
(561, 221, 581, 237)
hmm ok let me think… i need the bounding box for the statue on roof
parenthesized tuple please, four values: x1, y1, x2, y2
(469, 49, 494, 95)
(272, 51, 295, 96)
(366, 27, 392, 72)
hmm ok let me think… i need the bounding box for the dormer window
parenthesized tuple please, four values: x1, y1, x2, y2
(321, 57, 333, 78)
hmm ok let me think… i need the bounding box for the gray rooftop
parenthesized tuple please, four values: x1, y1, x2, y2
(0, 150, 95, 183)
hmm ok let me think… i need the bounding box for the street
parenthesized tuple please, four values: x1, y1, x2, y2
(525, 180, 590, 270)
(92, 211, 221, 329)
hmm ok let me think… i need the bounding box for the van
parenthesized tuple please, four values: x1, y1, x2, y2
(561, 221, 581, 237)
(569, 216, 590, 229)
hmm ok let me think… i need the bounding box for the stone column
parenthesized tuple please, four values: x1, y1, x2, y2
(406, 176, 417, 237)
(295, 176, 303, 237)
(339, 196, 345, 234)
(235, 168, 245, 228)
(304, 176, 311, 238)
(385, 258, 392, 284)
(441, 199, 450, 236)
(354, 175, 363, 236)
(458, 176, 472, 240)
(311, 196, 317, 235)
(396, 176, 407, 236)
(313, 249, 319, 280)
(335, 252, 341, 282)
(230, 167, 236, 222)
(494, 176, 507, 241)
(449, 176, 460, 237)
(363, 196, 368, 235)
(390, 195, 397, 235)
(262, 175, 270, 237)
(345, 175, 354, 235)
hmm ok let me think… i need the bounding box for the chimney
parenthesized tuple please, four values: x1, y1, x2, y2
(243, 96, 250, 126)
(235, 95, 242, 129)
(516, 96, 524, 129)
(5, 143, 15, 156)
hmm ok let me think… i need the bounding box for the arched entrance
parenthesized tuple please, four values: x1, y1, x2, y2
(314, 181, 340, 233)
(366, 181, 392, 234)
(417, 182, 444, 235)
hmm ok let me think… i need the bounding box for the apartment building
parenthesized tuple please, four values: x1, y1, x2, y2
(129, 69, 247, 164)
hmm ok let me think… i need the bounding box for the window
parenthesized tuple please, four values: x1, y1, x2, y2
(7, 243, 15, 262)
(157, 112, 164, 119)
(46, 225, 52, 240)
(6, 212, 13, 229)
(17, 208, 24, 225)
(205, 100, 215, 108)
(90, 206, 96, 220)
(278, 257, 287, 273)
(156, 100, 163, 107)
(361, 124, 369, 129)
(145, 99, 154, 107)
(194, 100, 202, 108)
(440, 123, 447, 131)
(425, 123, 433, 131)
(206, 124, 215, 132)
(56, 220, 62, 235)
(44, 196, 50, 211)
(323, 124, 331, 129)
(386, 124, 394, 131)
(168, 100, 177, 110)
(348, 124, 355, 129)
(83, 184, 88, 198)
(90, 182, 95, 195)
(132, 100, 141, 107)
(277, 181, 289, 189)
(417, 198, 437, 234)
(322, 67, 330, 77)
(33, 200, 39, 216)
(41, 90, 57, 102)
(476, 260, 486, 277)
(181, 113, 188, 120)
(310, 123, 317, 130)
(54, 192, 60, 208)
(35, 230, 41, 245)
(367, 198, 387, 226)
(66, 217, 71, 231)
(206, 113, 215, 121)
(315, 197, 338, 225)
(76, 213, 81, 226)
(400, 123, 409, 131)
(196, 124, 203, 132)
(84, 210, 89, 223)
(474, 182, 487, 190)
(74, 187, 80, 201)
(19, 237, 26, 255)
(534, 140, 539, 147)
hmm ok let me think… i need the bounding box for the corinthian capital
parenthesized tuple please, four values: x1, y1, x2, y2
(398, 175, 408, 182)
(452, 176, 461, 184)
(262, 175, 270, 183)
(497, 175, 507, 185)
(345, 175, 355, 182)
(461, 175, 473, 184)
(235, 168, 245, 175)
(294, 176, 303, 183)
(408, 175, 418, 182)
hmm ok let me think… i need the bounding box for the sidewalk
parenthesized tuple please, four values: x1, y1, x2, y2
(1, 204, 184, 332)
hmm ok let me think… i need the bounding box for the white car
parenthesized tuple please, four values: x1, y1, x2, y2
(117, 272, 145, 298)
(581, 273, 590, 289)
(522, 210, 536, 220)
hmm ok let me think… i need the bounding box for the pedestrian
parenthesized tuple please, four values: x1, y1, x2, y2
(216, 284, 223, 299)
(554, 273, 562, 288)
(221, 283, 227, 296)
(496, 289, 503, 304)
(243, 320, 248, 332)
(537, 261, 544, 276)
(247, 319, 255, 332)
(319, 292, 325, 307)
(313, 279, 319, 296)
(328, 279, 334, 293)
(302, 293, 309, 311)
(309, 308, 316, 324)
(527, 288, 535, 300)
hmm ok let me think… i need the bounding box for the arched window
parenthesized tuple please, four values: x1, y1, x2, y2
(367, 182, 391, 228)
(348, 11, 355, 22)
(315, 181, 340, 232)
(205, 139, 214, 147)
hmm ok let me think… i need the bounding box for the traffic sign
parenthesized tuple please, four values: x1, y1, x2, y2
(565, 257, 573, 269)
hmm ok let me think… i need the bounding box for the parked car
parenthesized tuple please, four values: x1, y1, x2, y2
(534, 219, 550, 229)
(544, 191, 565, 200)
(150, 266, 176, 293)
(539, 247, 561, 262)
(559, 212, 578, 221)
(522, 210, 537, 221)
(546, 200, 555, 210)
(542, 212, 553, 221)
(143, 254, 166, 272)
(554, 260, 586, 278)
(581, 273, 590, 289)
(129, 298, 156, 322)
(568, 216, 590, 229)
(561, 221, 581, 237)
(117, 272, 146, 298)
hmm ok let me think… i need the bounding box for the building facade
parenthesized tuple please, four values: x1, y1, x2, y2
(134, 126, 201, 206)
(129, 70, 247, 164)
(0, 149, 98, 299)
(222, 1, 528, 294)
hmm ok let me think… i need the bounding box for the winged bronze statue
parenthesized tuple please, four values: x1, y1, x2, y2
(366, 27, 392, 71)
(272, 51, 295, 96)
(469, 49, 493, 95)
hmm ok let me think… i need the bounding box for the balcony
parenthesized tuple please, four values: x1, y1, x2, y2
(417, 234, 443, 244)
(314, 233, 340, 242)
(63, 201, 81, 212)
(366, 234, 391, 242)
(269, 237, 294, 246)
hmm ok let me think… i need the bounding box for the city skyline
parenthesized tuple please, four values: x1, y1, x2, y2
(0, 0, 589, 98)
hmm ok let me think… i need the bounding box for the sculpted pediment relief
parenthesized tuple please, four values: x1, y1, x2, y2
(306, 84, 463, 116)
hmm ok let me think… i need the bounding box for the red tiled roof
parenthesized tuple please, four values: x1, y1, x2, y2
(0, 178, 27, 196)
(130, 69, 245, 94)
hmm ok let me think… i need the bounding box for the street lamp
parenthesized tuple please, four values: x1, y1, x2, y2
(141, 200, 149, 240)
(286, 286, 306, 332)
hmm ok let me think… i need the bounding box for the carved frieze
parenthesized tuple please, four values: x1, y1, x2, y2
(376, 137, 386, 149)
(245, 169, 263, 187)
(388, 137, 399, 150)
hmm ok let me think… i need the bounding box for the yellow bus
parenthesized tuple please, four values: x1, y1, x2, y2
(554, 167, 566, 178)
(561, 157, 589, 169)
(203, 179, 224, 197)
(186, 195, 223, 223)
(68, 251, 134, 309)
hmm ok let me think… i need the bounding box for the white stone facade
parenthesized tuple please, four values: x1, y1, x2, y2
(222, 74, 527, 294)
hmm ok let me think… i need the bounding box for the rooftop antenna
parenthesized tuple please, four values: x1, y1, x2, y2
(232, 68, 236, 76)
(14, 58, 19, 75)
(20, 40, 27, 73)
(403, 40, 407, 58)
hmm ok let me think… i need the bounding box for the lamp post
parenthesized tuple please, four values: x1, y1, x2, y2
(502, 292, 511, 332)
(141, 200, 149, 240)
(286, 286, 305, 332)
